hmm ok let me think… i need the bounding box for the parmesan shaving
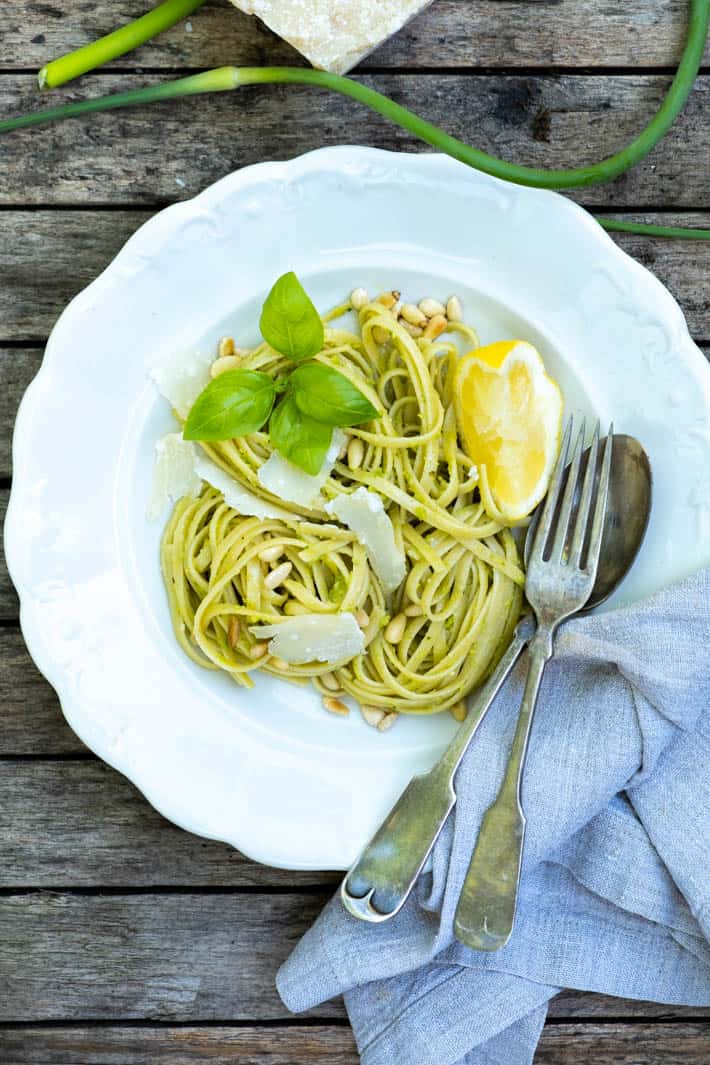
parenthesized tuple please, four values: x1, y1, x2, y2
(194, 454, 292, 520)
(151, 348, 212, 419)
(148, 433, 201, 520)
(326, 486, 406, 592)
(257, 429, 346, 508)
(148, 431, 293, 522)
(249, 612, 365, 665)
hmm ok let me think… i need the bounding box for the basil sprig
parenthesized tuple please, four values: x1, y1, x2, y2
(259, 271, 324, 362)
(290, 363, 377, 426)
(269, 394, 333, 476)
(183, 272, 378, 474)
(183, 369, 275, 440)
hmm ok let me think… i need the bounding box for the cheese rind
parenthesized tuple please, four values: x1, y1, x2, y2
(228, 0, 434, 74)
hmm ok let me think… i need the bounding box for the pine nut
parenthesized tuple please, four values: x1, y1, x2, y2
(218, 336, 235, 357)
(419, 297, 446, 318)
(350, 287, 369, 310)
(361, 705, 385, 728)
(264, 561, 292, 590)
(258, 543, 283, 563)
(391, 300, 402, 319)
(400, 303, 428, 327)
(211, 355, 241, 377)
(423, 314, 448, 341)
(401, 320, 423, 339)
(377, 711, 398, 732)
(354, 607, 370, 630)
(284, 600, 309, 615)
(324, 696, 350, 716)
(249, 641, 269, 659)
(446, 296, 463, 322)
(271, 657, 289, 671)
(321, 671, 340, 691)
(377, 291, 399, 310)
(372, 325, 390, 345)
(404, 603, 424, 617)
(227, 617, 240, 648)
(450, 699, 467, 722)
(347, 437, 365, 470)
(384, 613, 407, 643)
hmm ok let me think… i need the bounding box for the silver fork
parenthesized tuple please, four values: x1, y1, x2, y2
(453, 416, 612, 951)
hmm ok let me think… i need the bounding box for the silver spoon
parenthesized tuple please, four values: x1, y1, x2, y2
(341, 433, 652, 922)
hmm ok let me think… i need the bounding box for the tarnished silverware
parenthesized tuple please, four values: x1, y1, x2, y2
(453, 417, 612, 951)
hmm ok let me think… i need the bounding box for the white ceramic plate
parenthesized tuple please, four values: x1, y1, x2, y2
(6, 147, 710, 870)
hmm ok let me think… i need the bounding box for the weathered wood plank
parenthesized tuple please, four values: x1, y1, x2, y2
(0, 892, 707, 1022)
(1, 210, 709, 343)
(536, 1023, 710, 1064)
(4, 0, 708, 70)
(0, 760, 709, 1022)
(0, 761, 340, 885)
(1, 1022, 709, 1065)
(0, 629, 82, 753)
(0, 211, 152, 341)
(0, 493, 19, 620)
(0, 349, 42, 476)
(1, 74, 709, 207)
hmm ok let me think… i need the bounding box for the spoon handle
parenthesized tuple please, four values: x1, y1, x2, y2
(453, 627, 552, 951)
(341, 615, 535, 922)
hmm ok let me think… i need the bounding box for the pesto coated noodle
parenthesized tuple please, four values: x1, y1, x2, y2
(161, 293, 524, 718)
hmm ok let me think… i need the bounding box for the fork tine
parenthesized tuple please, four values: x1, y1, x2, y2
(584, 424, 613, 574)
(549, 418, 586, 563)
(529, 415, 574, 564)
(568, 421, 600, 567)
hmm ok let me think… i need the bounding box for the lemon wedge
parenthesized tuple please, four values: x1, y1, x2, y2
(454, 340, 563, 522)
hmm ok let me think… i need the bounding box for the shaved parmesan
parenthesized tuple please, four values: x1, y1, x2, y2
(151, 348, 212, 419)
(257, 429, 346, 509)
(326, 487, 405, 593)
(148, 433, 201, 520)
(194, 454, 292, 520)
(249, 613, 365, 665)
(148, 431, 293, 522)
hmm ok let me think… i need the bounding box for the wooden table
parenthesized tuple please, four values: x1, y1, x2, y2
(1, 2, 709, 1061)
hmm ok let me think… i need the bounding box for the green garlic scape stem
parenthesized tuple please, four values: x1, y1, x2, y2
(38, 0, 208, 89)
(3, 0, 707, 240)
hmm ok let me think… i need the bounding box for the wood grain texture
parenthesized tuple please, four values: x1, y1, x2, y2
(1, 210, 709, 343)
(0, 493, 19, 619)
(1, 74, 709, 207)
(4, 0, 709, 70)
(1, 1022, 709, 1065)
(0, 630, 81, 753)
(0, 349, 41, 476)
(0, 761, 340, 886)
(0, 891, 707, 1023)
(2, 0, 710, 1050)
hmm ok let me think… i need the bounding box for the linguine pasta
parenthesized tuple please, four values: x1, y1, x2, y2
(161, 295, 524, 717)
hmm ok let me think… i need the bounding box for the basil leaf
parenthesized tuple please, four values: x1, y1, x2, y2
(183, 370, 275, 441)
(269, 394, 332, 475)
(290, 363, 378, 427)
(259, 272, 324, 362)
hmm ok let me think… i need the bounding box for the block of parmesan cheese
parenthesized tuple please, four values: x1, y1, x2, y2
(229, 0, 435, 74)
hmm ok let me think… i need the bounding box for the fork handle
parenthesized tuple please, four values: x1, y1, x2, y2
(341, 617, 535, 922)
(453, 627, 553, 951)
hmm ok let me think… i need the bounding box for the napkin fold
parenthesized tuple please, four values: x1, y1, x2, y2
(277, 568, 710, 1065)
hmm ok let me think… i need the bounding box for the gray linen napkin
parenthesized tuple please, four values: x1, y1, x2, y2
(277, 568, 710, 1065)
